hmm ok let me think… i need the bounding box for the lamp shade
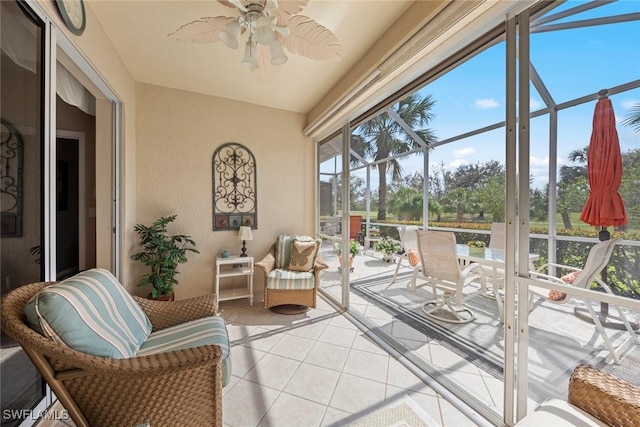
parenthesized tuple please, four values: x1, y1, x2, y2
(254, 16, 275, 45)
(219, 20, 241, 50)
(242, 39, 259, 69)
(269, 40, 288, 65)
(238, 226, 253, 241)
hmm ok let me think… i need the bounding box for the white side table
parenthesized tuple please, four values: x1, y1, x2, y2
(215, 254, 254, 310)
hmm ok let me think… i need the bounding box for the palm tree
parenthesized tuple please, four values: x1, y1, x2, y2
(352, 93, 437, 220)
(622, 103, 640, 133)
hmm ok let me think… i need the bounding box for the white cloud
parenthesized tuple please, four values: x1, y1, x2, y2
(530, 98, 543, 110)
(530, 155, 549, 167)
(449, 158, 469, 168)
(474, 98, 500, 109)
(453, 147, 475, 157)
(621, 99, 639, 111)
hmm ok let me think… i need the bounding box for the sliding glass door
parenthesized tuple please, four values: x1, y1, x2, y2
(1, 1, 46, 425)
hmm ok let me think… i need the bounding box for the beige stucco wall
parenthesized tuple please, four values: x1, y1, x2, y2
(135, 83, 313, 300)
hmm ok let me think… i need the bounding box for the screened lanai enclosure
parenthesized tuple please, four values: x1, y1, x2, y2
(316, 1, 640, 425)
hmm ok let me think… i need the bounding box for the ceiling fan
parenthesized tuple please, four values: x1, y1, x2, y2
(168, 0, 342, 80)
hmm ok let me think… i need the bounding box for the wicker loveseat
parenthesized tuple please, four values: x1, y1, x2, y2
(516, 364, 640, 426)
(0, 268, 230, 427)
(256, 234, 328, 314)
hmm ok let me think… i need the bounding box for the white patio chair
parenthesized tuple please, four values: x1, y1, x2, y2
(413, 230, 487, 324)
(528, 238, 639, 364)
(485, 222, 506, 293)
(392, 225, 421, 283)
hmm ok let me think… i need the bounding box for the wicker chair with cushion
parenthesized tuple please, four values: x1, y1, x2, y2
(0, 268, 230, 427)
(256, 234, 328, 314)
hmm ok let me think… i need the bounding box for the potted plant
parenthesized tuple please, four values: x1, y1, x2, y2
(334, 239, 361, 271)
(374, 237, 403, 262)
(467, 240, 486, 255)
(131, 214, 199, 300)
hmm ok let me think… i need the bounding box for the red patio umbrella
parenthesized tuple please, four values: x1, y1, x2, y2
(580, 92, 628, 232)
(578, 90, 628, 322)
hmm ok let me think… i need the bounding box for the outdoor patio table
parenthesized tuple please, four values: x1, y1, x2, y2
(456, 244, 539, 322)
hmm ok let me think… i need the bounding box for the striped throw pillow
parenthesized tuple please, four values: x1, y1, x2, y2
(24, 268, 152, 358)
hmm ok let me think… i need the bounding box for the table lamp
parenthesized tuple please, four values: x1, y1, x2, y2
(238, 226, 253, 257)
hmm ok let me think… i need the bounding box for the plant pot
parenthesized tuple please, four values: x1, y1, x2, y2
(338, 255, 355, 271)
(148, 292, 175, 302)
(468, 246, 485, 256)
(382, 252, 395, 262)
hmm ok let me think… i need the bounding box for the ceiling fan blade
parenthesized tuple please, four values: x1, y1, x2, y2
(168, 16, 236, 44)
(269, 0, 309, 21)
(218, 0, 248, 12)
(280, 15, 342, 61)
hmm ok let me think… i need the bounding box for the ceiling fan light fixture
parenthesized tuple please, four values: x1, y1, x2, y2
(219, 20, 241, 49)
(254, 16, 275, 45)
(242, 38, 259, 69)
(269, 39, 288, 65)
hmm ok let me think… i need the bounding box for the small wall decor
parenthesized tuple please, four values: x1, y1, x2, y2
(212, 142, 257, 231)
(1, 119, 23, 237)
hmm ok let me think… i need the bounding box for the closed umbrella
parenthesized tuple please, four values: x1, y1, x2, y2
(578, 89, 629, 325)
(580, 91, 628, 230)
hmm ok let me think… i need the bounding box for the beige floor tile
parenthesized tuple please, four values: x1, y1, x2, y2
(304, 341, 350, 372)
(386, 358, 438, 395)
(229, 344, 267, 377)
(428, 343, 483, 374)
(320, 406, 352, 426)
(350, 333, 389, 356)
(269, 333, 315, 361)
(222, 379, 280, 427)
(329, 372, 386, 415)
(257, 392, 327, 427)
(241, 326, 284, 352)
(317, 325, 358, 348)
(342, 348, 389, 383)
(244, 353, 301, 390)
(285, 319, 330, 340)
(284, 363, 341, 405)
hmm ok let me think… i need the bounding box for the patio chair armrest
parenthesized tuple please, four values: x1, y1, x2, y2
(461, 262, 487, 282)
(568, 364, 640, 426)
(134, 294, 217, 331)
(256, 253, 276, 275)
(535, 262, 582, 274)
(529, 270, 569, 285)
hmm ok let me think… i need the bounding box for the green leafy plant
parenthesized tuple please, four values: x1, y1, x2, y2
(131, 214, 199, 298)
(374, 236, 403, 255)
(334, 240, 361, 257)
(467, 240, 486, 248)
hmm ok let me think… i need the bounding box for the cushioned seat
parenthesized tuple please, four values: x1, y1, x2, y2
(138, 315, 231, 386)
(1, 268, 230, 427)
(257, 234, 328, 313)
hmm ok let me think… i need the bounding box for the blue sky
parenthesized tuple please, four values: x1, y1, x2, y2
(375, 0, 640, 191)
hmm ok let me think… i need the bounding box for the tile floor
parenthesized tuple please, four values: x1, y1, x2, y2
(217, 296, 479, 427)
(36, 294, 481, 427)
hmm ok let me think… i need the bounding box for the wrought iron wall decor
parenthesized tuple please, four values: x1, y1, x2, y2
(1, 119, 23, 237)
(212, 142, 257, 231)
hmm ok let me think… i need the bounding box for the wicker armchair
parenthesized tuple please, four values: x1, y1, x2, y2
(1, 281, 225, 427)
(516, 364, 640, 426)
(256, 235, 328, 314)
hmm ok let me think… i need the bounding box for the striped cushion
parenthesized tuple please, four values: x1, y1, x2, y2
(24, 268, 152, 358)
(275, 235, 318, 269)
(266, 269, 315, 290)
(138, 316, 231, 386)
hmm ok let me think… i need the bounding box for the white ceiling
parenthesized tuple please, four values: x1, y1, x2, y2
(87, 0, 413, 114)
